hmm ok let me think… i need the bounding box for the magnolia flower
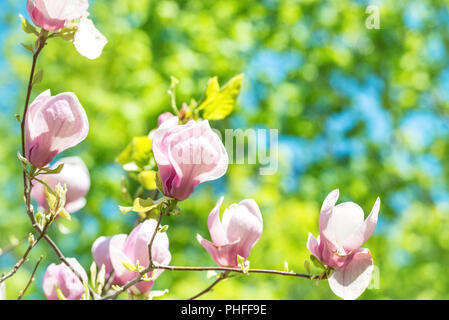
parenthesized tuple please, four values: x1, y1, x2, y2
(26, 0, 107, 59)
(197, 197, 263, 267)
(152, 118, 228, 201)
(307, 189, 380, 300)
(108, 220, 171, 295)
(31, 156, 90, 214)
(42, 258, 88, 300)
(25, 90, 89, 168)
(27, 0, 89, 31)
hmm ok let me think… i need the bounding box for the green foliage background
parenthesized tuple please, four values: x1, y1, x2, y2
(1, 0, 449, 299)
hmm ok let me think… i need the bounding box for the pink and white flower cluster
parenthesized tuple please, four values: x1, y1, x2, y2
(307, 189, 380, 300)
(27, 0, 107, 59)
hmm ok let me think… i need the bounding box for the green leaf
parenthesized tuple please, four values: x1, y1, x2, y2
(38, 163, 64, 175)
(19, 14, 38, 35)
(20, 43, 34, 54)
(32, 70, 44, 86)
(122, 262, 137, 272)
(304, 259, 311, 274)
(310, 255, 326, 270)
(138, 170, 157, 190)
(197, 74, 244, 120)
(159, 225, 169, 233)
(116, 136, 153, 170)
(119, 197, 158, 214)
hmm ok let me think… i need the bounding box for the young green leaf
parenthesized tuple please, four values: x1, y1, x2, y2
(197, 74, 244, 120)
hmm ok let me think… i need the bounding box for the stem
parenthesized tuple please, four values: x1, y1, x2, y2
(188, 271, 229, 300)
(102, 264, 315, 300)
(148, 212, 164, 268)
(14, 31, 97, 299)
(17, 255, 43, 300)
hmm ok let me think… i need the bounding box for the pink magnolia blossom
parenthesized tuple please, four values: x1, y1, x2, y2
(307, 189, 380, 300)
(26, 0, 107, 59)
(197, 197, 263, 267)
(108, 220, 171, 295)
(152, 118, 228, 201)
(42, 258, 88, 300)
(25, 90, 89, 168)
(31, 156, 90, 214)
(27, 0, 89, 31)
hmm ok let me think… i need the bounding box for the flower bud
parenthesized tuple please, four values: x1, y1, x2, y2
(42, 258, 88, 300)
(197, 197, 263, 267)
(25, 90, 89, 168)
(108, 220, 171, 295)
(27, 0, 89, 31)
(152, 119, 228, 201)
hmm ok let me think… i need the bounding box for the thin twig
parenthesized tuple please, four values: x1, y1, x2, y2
(148, 212, 164, 267)
(17, 255, 43, 300)
(188, 272, 229, 300)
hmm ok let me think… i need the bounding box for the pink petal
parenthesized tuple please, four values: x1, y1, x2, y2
(109, 234, 133, 285)
(221, 199, 263, 258)
(318, 189, 340, 252)
(36, 0, 88, 21)
(197, 234, 240, 267)
(328, 249, 374, 300)
(26, 91, 89, 168)
(207, 196, 228, 246)
(306, 233, 321, 261)
(92, 236, 113, 276)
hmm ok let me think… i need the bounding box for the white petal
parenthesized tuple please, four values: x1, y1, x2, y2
(328, 249, 374, 300)
(327, 202, 365, 248)
(73, 18, 107, 60)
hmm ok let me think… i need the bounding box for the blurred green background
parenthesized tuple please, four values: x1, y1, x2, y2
(1, 0, 449, 299)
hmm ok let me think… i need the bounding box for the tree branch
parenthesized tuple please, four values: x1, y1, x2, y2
(17, 255, 43, 300)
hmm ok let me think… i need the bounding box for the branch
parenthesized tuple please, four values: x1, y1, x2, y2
(188, 271, 229, 300)
(17, 255, 43, 300)
(14, 31, 97, 299)
(101, 264, 315, 300)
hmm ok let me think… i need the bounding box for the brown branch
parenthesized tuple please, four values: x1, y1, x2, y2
(13, 31, 97, 299)
(101, 264, 315, 300)
(188, 271, 229, 300)
(17, 255, 43, 300)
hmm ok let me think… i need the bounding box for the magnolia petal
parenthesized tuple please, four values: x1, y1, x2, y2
(108, 234, 132, 284)
(37, 0, 88, 21)
(73, 17, 107, 60)
(328, 249, 374, 300)
(207, 196, 228, 246)
(318, 189, 339, 252)
(326, 202, 365, 252)
(222, 199, 263, 258)
(197, 234, 240, 267)
(92, 236, 113, 275)
(306, 233, 321, 262)
(343, 197, 380, 253)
